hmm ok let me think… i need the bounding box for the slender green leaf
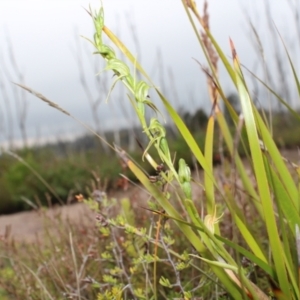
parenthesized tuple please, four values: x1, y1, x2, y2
(234, 49, 291, 296)
(204, 116, 216, 214)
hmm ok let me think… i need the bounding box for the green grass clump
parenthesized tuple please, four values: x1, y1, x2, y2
(3, 0, 300, 299)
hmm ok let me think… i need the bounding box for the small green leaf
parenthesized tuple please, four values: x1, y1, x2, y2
(159, 276, 172, 288)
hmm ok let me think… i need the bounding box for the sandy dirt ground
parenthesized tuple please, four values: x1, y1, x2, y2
(1, 149, 299, 243)
(0, 185, 152, 243)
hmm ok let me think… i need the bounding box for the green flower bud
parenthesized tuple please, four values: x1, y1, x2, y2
(159, 136, 171, 163)
(99, 45, 116, 60)
(178, 158, 192, 199)
(178, 158, 191, 184)
(105, 58, 129, 76)
(93, 7, 104, 33)
(94, 33, 102, 49)
(135, 80, 149, 103)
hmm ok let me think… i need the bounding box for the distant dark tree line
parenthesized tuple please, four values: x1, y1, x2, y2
(180, 93, 240, 132)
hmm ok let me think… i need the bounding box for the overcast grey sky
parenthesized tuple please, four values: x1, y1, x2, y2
(0, 0, 298, 147)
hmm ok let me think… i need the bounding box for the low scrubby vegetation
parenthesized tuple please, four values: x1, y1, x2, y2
(1, 110, 299, 215)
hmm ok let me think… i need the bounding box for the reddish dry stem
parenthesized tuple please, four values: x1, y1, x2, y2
(229, 38, 237, 60)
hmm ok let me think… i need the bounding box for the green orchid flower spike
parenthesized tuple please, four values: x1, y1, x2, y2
(142, 118, 171, 164)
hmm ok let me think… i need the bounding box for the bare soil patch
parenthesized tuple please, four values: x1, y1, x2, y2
(0, 184, 151, 243)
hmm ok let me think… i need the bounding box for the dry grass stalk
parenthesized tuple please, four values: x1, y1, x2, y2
(13, 83, 70, 116)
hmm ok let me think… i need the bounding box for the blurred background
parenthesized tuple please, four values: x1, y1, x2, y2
(1, 0, 300, 214)
(0, 0, 298, 148)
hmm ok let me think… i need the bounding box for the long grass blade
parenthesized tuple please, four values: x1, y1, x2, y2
(231, 40, 291, 297)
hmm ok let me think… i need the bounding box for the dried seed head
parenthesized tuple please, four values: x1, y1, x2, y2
(92, 190, 106, 203)
(184, 0, 197, 10)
